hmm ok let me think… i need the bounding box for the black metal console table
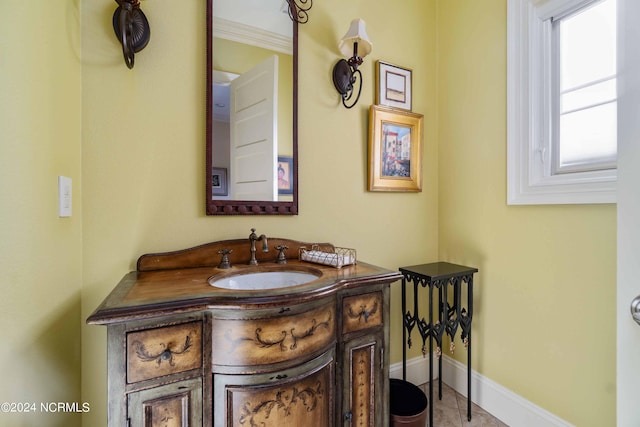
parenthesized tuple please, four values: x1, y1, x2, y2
(399, 262, 478, 426)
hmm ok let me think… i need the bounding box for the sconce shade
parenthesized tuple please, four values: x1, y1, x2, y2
(338, 19, 372, 59)
(333, 18, 372, 108)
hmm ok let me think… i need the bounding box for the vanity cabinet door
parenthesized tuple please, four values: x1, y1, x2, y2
(127, 377, 202, 427)
(212, 350, 335, 427)
(341, 333, 384, 427)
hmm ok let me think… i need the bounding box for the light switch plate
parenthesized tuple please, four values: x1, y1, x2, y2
(58, 176, 72, 217)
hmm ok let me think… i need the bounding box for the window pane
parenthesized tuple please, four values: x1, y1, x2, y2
(561, 78, 616, 113)
(559, 101, 617, 169)
(559, 0, 616, 91)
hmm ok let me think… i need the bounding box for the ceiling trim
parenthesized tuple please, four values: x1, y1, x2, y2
(213, 17, 293, 55)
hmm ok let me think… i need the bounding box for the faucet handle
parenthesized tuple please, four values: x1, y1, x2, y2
(217, 249, 233, 269)
(275, 245, 288, 264)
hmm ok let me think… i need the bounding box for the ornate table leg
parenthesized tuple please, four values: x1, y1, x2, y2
(459, 275, 474, 422)
(467, 275, 474, 421)
(428, 280, 434, 427)
(402, 277, 407, 381)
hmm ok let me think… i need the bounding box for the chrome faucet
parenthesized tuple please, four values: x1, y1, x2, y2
(248, 228, 268, 265)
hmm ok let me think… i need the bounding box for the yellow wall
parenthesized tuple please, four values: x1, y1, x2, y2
(437, 1, 616, 426)
(0, 1, 83, 426)
(80, 1, 437, 425)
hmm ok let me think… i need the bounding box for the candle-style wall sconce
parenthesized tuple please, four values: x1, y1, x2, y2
(112, 0, 150, 69)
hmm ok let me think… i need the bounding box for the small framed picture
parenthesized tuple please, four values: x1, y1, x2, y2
(368, 105, 423, 192)
(277, 156, 293, 195)
(376, 61, 413, 111)
(212, 167, 228, 196)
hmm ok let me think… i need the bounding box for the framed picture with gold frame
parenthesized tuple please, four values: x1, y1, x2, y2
(368, 105, 423, 192)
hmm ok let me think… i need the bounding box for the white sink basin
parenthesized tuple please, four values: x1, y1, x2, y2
(209, 270, 321, 290)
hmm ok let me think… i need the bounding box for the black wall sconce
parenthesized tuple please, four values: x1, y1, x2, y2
(332, 19, 372, 109)
(284, 0, 314, 24)
(113, 0, 150, 69)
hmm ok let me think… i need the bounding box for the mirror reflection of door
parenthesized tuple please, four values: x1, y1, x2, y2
(213, 55, 280, 201)
(211, 3, 294, 202)
(230, 55, 278, 201)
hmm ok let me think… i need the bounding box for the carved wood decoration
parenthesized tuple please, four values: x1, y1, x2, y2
(143, 392, 189, 427)
(212, 304, 335, 366)
(342, 293, 383, 334)
(127, 322, 203, 383)
(350, 344, 376, 427)
(240, 381, 323, 426)
(347, 301, 379, 323)
(230, 361, 332, 427)
(132, 335, 192, 366)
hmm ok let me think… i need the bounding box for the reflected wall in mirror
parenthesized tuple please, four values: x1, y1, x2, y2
(207, 0, 310, 215)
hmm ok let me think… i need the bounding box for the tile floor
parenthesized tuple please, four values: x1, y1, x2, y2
(418, 382, 508, 427)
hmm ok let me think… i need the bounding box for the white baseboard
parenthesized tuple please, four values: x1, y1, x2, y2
(389, 352, 440, 385)
(390, 355, 574, 427)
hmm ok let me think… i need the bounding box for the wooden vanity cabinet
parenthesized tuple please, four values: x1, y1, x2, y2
(88, 239, 402, 427)
(103, 288, 390, 427)
(98, 287, 391, 427)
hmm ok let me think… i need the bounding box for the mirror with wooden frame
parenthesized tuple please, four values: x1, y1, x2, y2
(206, 1, 311, 215)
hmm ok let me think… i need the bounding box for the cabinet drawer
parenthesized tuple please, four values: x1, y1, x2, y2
(127, 321, 202, 383)
(212, 303, 335, 367)
(342, 292, 383, 334)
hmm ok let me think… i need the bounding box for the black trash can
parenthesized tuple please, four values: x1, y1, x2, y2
(389, 378, 428, 427)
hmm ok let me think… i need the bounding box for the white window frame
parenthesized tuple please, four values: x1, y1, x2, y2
(507, 0, 617, 205)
